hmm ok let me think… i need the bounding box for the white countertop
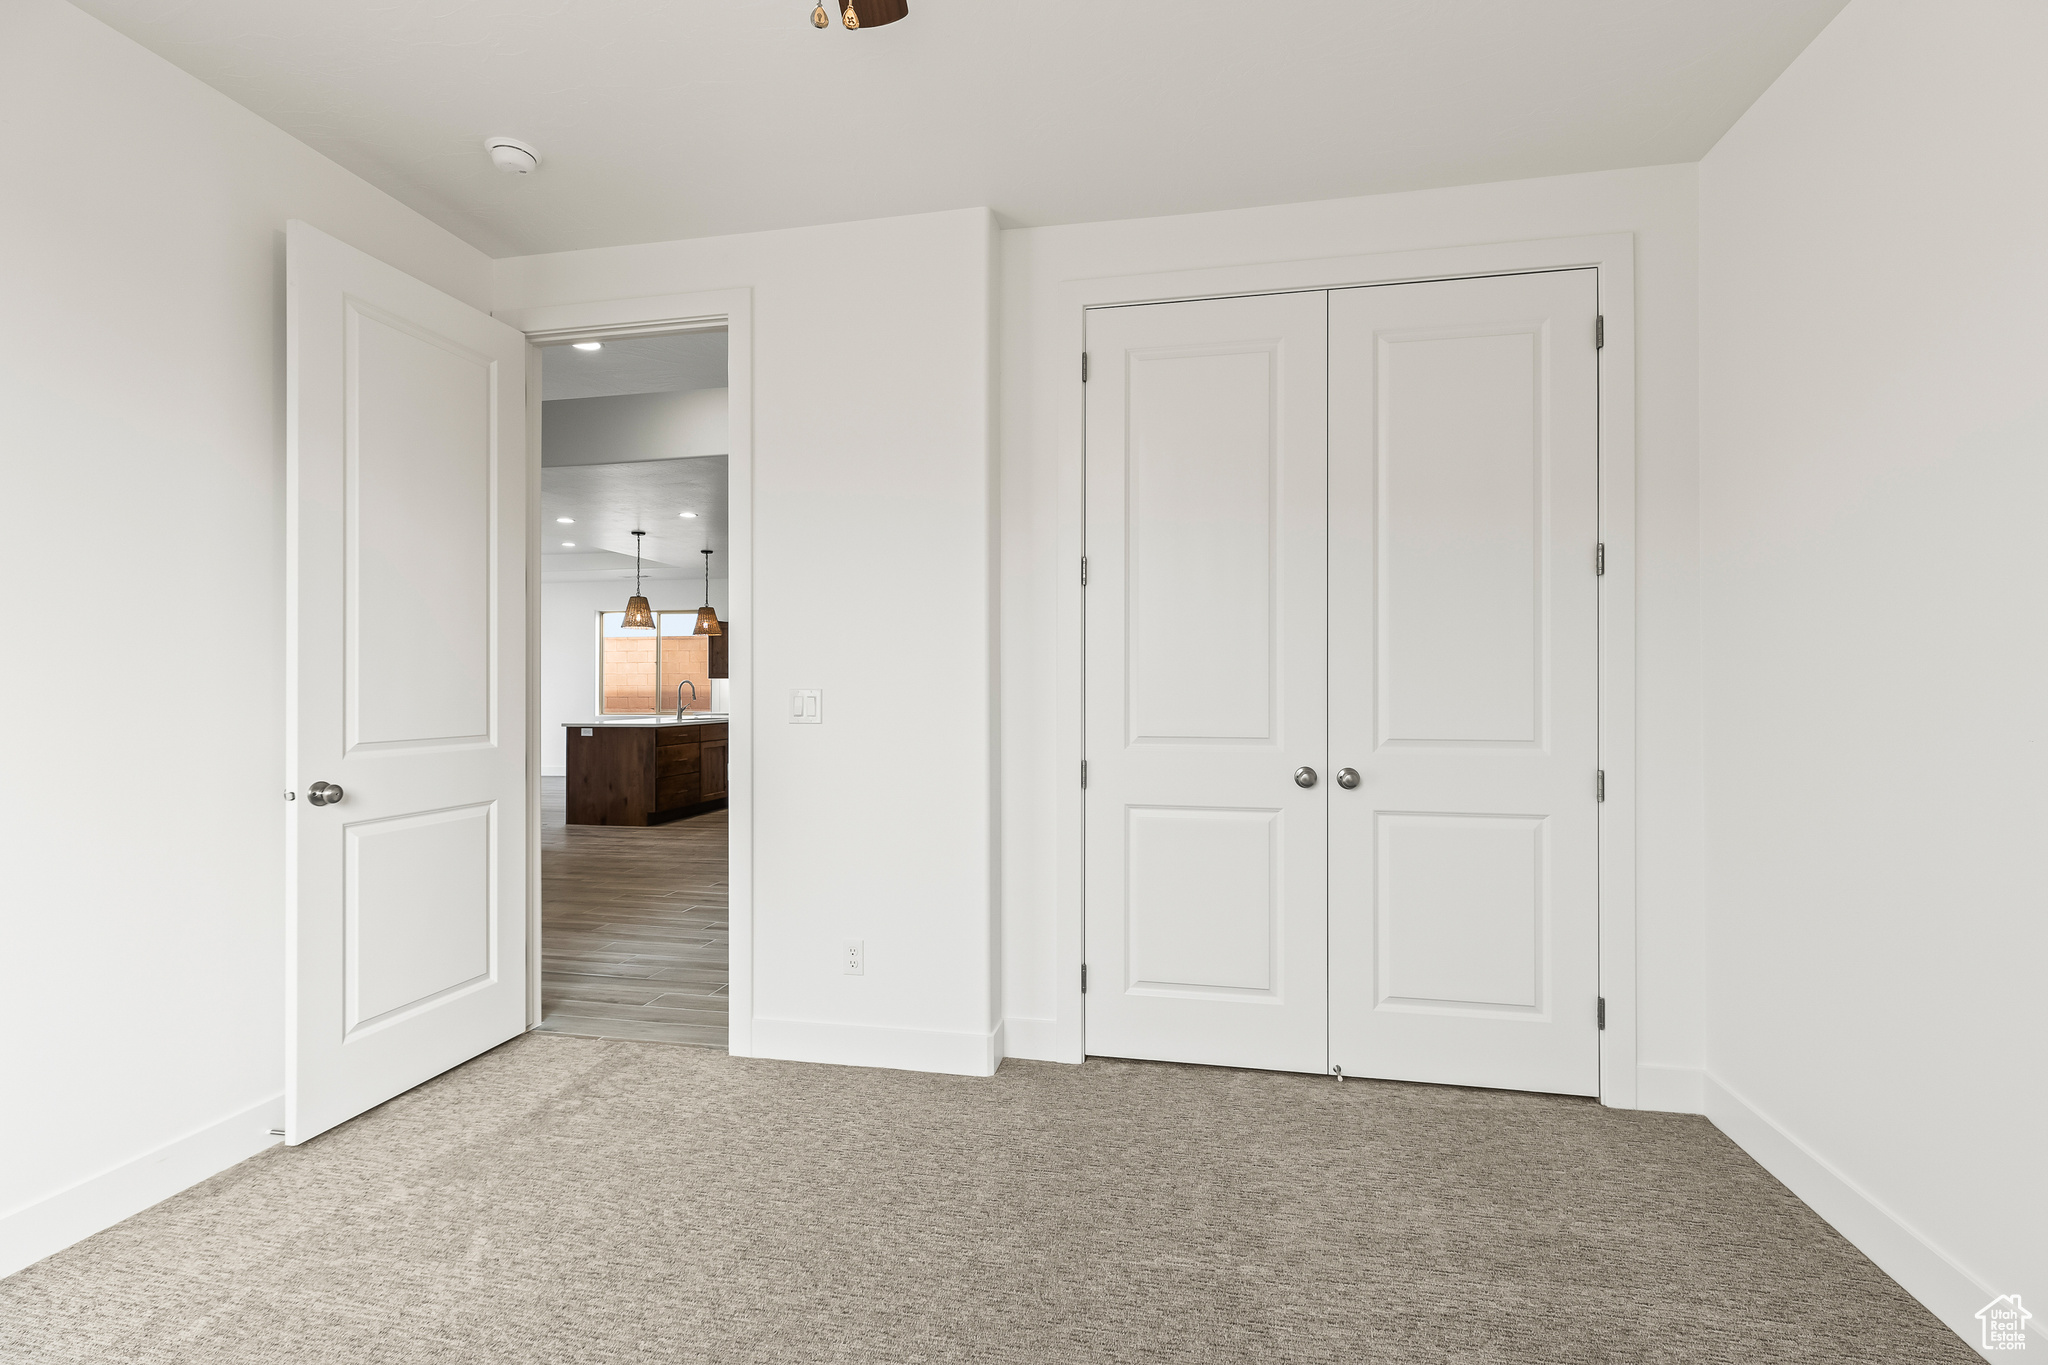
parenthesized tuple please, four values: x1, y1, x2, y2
(564, 714, 728, 728)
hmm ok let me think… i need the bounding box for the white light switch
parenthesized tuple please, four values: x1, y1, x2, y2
(790, 689, 822, 724)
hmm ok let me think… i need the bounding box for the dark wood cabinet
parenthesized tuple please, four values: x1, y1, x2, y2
(566, 722, 728, 825)
(707, 618, 729, 679)
(700, 735, 728, 801)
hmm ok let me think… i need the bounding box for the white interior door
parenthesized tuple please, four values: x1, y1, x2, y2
(285, 220, 529, 1143)
(1082, 292, 1328, 1074)
(1326, 270, 1601, 1096)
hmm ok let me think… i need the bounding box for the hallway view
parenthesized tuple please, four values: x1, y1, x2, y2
(538, 776, 729, 1048)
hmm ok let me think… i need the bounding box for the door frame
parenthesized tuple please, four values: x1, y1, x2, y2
(1053, 235, 1640, 1107)
(494, 288, 756, 1058)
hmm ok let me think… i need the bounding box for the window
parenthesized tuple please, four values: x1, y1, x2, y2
(598, 611, 713, 715)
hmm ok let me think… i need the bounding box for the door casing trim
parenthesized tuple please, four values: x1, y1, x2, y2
(497, 288, 755, 1059)
(1051, 235, 1639, 1107)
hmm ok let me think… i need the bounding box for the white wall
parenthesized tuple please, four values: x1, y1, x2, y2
(543, 387, 729, 466)
(540, 575, 730, 775)
(998, 166, 1706, 1088)
(496, 208, 1002, 1072)
(0, 0, 493, 1277)
(1698, 0, 2047, 1348)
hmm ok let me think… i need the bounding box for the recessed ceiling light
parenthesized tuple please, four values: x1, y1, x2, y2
(572, 341, 602, 352)
(557, 517, 573, 524)
(679, 511, 697, 518)
(561, 542, 575, 547)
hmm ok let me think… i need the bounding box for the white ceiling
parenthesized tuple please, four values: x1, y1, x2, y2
(542, 331, 728, 402)
(542, 456, 728, 585)
(74, 0, 1846, 258)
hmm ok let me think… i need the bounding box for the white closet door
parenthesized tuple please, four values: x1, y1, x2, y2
(1327, 270, 1601, 1096)
(1082, 291, 1329, 1074)
(286, 220, 530, 1143)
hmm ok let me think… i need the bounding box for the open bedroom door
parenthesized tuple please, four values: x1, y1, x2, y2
(284, 219, 530, 1144)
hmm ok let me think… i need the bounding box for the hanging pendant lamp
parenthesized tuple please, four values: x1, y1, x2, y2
(621, 531, 656, 630)
(693, 549, 722, 636)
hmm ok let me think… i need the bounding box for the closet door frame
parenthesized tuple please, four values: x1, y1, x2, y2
(1049, 234, 1640, 1108)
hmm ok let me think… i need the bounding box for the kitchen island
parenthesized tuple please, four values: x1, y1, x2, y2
(563, 715, 728, 826)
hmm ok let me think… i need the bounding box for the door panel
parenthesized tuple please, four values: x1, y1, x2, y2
(287, 220, 528, 1143)
(1126, 806, 1277, 993)
(1083, 292, 1328, 1074)
(343, 805, 494, 1034)
(347, 305, 495, 749)
(1126, 347, 1277, 742)
(1328, 271, 1600, 1096)
(1377, 812, 1543, 1010)
(1378, 329, 1543, 747)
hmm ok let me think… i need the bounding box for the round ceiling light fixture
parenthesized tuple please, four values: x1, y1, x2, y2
(485, 137, 540, 174)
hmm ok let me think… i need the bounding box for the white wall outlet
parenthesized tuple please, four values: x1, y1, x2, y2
(790, 688, 822, 724)
(843, 939, 863, 975)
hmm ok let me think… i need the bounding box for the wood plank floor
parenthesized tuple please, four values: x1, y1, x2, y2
(539, 776, 729, 1048)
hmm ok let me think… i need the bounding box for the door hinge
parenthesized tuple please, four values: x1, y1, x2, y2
(1080, 759, 1088, 789)
(1080, 555, 1088, 587)
(1595, 315, 1605, 349)
(1081, 351, 1089, 382)
(1081, 963, 1088, 993)
(1596, 542, 1605, 576)
(1597, 997, 1606, 1030)
(1596, 770, 1606, 802)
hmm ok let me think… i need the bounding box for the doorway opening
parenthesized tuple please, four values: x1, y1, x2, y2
(535, 330, 732, 1047)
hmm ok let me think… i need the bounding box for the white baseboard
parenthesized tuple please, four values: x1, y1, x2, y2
(1001, 1016, 1066, 1062)
(1703, 1073, 2038, 1360)
(749, 1016, 1001, 1077)
(0, 1092, 283, 1281)
(1636, 1063, 1704, 1113)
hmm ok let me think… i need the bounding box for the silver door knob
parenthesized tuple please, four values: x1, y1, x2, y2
(307, 781, 345, 807)
(1293, 766, 1318, 788)
(1336, 768, 1361, 789)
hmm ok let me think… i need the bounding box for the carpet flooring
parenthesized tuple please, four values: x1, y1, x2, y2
(0, 1035, 1972, 1364)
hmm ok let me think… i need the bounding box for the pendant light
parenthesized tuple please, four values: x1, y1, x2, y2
(693, 549, 722, 636)
(621, 531, 656, 630)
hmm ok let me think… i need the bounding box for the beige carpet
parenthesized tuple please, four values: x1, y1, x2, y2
(0, 1035, 1972, 1364)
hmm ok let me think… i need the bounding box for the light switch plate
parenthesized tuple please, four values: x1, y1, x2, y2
(790, 689, 823, 724)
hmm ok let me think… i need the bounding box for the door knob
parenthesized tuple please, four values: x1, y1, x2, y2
(1336, 768, 1361, 789)
(307, 781, 345, 807)
(1293, 766, 1318, 788)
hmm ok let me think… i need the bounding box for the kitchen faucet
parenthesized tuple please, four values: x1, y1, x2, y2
(675, 679, 697, 720)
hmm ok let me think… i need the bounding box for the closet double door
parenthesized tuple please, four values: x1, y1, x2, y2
(1082, 271, 1602, 1096)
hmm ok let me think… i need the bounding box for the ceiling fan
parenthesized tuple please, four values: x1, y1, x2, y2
(813, 0, 906, 30)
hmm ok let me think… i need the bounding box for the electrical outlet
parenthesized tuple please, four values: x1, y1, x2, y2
(843, 939, 864, 975)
